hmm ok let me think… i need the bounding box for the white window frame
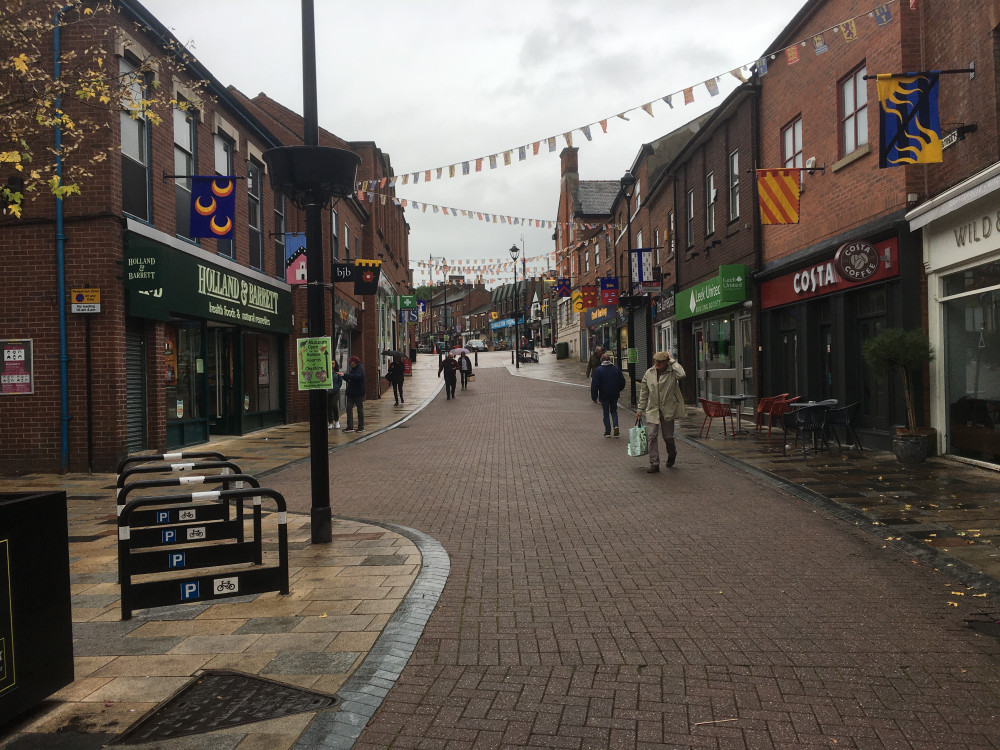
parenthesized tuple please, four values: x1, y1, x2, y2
(705, 172, 716, 236)
(728, 149, 740, 222)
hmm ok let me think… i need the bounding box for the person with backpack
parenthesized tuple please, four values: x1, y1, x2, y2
(590, 352, 626, 437)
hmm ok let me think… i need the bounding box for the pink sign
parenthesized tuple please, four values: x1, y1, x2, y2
(1, 340, 33, 395)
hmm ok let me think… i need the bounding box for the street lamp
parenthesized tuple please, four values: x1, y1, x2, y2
(621, 170, 637, 406)
(510, 243, 520, 369)
(262, 0, 360, 544)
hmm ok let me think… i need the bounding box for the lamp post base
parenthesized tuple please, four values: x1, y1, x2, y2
(311, 506, 332, 544)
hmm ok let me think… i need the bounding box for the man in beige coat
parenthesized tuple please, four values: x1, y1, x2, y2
(636, 351, 686, 473)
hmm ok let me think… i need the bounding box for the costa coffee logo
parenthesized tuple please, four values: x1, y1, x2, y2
(834, 240, 880, 282)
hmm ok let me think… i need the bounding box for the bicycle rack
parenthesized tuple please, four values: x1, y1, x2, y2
(116, 451, 227, 476)
(118, 488, 288, 620)
(116, 461, 245, 517)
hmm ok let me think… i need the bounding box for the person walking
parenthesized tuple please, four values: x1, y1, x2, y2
(591, 352, 626, 437)
(342, 355, 366, 433)
(585, 345, 605, 378)
(327, 360, 343, 430)
(438, 352, 458, 399)
(386, 356, 405, 405)
(458, 352, 473, 390)
(636, 351, 686, 473)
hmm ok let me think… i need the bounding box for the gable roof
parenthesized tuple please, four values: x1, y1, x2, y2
(578, 181, 619, 216)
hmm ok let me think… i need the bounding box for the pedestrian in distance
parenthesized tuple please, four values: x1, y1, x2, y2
(585, 345, 605, 378)
(342, 355, 366, 433)
(636, 350, 686, 473)
(458, 351, 473, 390)
(591, 352, 626, 437)
(438, 352, 459, 399)
(385, 356, 405, 405)
(327, 360, 343, 430)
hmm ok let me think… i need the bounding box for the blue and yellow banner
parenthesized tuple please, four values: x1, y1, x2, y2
(190, 176, 236, 239)
(878, 73, 942, 168)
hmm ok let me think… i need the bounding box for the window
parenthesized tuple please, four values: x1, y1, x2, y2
(120, 56, 149, 220)
(344, 224, 351, 260)
(653, 229, 660, 266)
(214, 133, 235, 257)
(686, 190, 695, 249)
(669, 212, 675, 255)
(248, 157, 264, 270)
(783, 118, 803, 168)
(584, 246, 590, 274)
(728, 149, 740, 221)
(274, 195, 285, 280)
(605, 233, 611, 261)
(172, 102, 195, 237)
(593, 240, 599, 269)
(634, 179, 641, 214)
(330, 208, 339, 261)
(840, 63, 868, 155)
(705, 172, 716, 236)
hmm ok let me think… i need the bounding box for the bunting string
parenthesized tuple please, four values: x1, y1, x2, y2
(359, 1, 901, 190)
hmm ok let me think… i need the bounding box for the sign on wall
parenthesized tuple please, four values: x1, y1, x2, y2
(675, 265, 749, 321)
(0, 340, 32, 395)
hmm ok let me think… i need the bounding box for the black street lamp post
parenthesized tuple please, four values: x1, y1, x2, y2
(510, 243, 520, 369)
(262, 0, 360, 544)
(621, 170, 637, 406)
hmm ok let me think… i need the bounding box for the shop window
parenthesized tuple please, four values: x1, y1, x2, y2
(165, 323, 202, 422)
(120, 55, 150, 221)
(243, 333, 281, 413)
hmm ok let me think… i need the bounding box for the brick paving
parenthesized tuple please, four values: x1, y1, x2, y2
(268, 357, 1000, 749)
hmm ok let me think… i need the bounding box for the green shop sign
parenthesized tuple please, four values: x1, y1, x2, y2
(675, 264, 749, 321)
(124, 235, 291, 333)
(398, 294, 417, 309)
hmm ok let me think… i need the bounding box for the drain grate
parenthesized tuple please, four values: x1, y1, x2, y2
(110, 670, 339, 745)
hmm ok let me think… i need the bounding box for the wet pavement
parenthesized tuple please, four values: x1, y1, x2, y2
(2, 349, 1000, 748)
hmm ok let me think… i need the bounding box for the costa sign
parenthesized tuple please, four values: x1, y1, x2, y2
(760, 237, 898, 310)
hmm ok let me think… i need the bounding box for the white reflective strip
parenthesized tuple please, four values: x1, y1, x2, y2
(179, 475, 206, 484)
(162, 452, 182, 460)
(171, 462, 196, 471)
(235, 481, 244, 490)
(278, 511, 287, 524)
(115, 487, 122, 498)
(191, 490, 221, 501)
(116, 504, 124, 516)
(119, 527, 130, 540)
(253, 496, 261, 506)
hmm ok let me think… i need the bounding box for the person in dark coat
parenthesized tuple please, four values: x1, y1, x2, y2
(591, 352, 627, 437)
(438, 352, 459, 399)
(585, 345, 605, 378)
(327, 360, 343, 430)
(342, 355, 366, 432)
(386, 356, 405, 405)
(458, 352, 473, 390)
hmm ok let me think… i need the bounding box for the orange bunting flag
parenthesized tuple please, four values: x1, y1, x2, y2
(683, 87, 694, 105)
(533, 141, 540, 155)
(476, 158, 483, 172)
(757, 168, 801, 225)
(599, 119, 608, 133)
(425, 170, 431, 181)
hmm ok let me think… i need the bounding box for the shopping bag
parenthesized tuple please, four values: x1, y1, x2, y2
(627, 418, 648, 457)
(467, 373, 475, 382)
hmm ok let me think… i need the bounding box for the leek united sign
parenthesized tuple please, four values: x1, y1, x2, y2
(675, 265, 749, 320)
(124, 236, 291, 333)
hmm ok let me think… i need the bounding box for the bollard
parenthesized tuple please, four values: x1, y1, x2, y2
(511, 350, 514, 365)
(474, 350, 478, 366)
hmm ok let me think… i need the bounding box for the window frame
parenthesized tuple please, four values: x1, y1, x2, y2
(172, 100, 195, 238)
(273, 194, 286, 281)
(839, 62, 868, 157)
(705, 172, 716, 236)
(728, 149, 740, 222)
(686, 189, 695, 249)
(247, 157, 264, 270)
(214, 132, 236, 258)
(120, 54, 150, 221)
(783, 117, 803, 168)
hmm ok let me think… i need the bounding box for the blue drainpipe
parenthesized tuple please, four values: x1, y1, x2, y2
(54, 7, 71, 471)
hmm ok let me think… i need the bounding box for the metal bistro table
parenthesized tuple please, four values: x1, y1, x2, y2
(786, 400, 838, 454)
(719, 394, 752, 435)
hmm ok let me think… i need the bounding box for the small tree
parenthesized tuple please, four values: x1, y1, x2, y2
(1, 1, 206, 217)
(861, 327, 935, 432)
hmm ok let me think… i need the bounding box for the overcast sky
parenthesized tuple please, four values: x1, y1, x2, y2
(139, 0, 800, 287)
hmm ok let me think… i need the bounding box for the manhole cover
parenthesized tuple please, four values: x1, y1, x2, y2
(110, 670, 339, 745)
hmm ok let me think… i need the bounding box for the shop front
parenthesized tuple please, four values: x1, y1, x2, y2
(124, 223, 292, 450)
(583, 304, 618, 358)
(676, 265, 751, 401)
(758, 235, 910, 445)
(909, 162, 1000, 464)
(653, 291, 677, 361)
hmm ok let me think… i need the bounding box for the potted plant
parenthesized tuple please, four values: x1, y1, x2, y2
(861, 327, 935, 465)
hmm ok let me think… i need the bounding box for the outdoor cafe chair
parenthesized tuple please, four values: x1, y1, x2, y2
(784, 404, 828, 459)
(754, 393, 788, 433)
(698, 398, 735, 438)
(825, 401, 863, 451)
(766, 396, 799, 438)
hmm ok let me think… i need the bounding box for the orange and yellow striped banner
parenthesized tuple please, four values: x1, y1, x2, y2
(757, 168, 801, 225)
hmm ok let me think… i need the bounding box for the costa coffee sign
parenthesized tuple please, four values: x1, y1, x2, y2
(760, 237, 898, 309)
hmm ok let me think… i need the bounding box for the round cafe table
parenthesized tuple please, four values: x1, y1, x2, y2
(719, 394, 752, 435)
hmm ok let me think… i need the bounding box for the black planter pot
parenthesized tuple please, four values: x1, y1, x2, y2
(893, 433, 929, 466)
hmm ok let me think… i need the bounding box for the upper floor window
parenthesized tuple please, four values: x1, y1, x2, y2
(594, 240, 599, 269)
(214, 132, 235, 258)
(653, 229, 660, 266)
(686, 190, 695, 249)
(344, 224, 351, 259)
(840, 63, 868, 156)
(783, 117, 803, 168)
(584, 246, 590, 274)
(172, 101, 195, 238)
(330, 208, 340, 261)
(728, 149, 740, 222)
(247, 158, 264, 270)
(120, 56, 149, 221)
(605, 233, 612, 261)
(274, 195, 285, 281)
(705, 172, 716, 236)
(669, 212, 675, 255)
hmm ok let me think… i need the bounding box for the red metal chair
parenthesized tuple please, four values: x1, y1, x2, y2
(766, 398, 793, 438)
(698, 398, 735, 438)
(754, 393, 788, 434)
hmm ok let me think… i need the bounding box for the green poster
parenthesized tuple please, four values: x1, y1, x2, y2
(627, 347, 638, 364)
(296, 337, 333, 391)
